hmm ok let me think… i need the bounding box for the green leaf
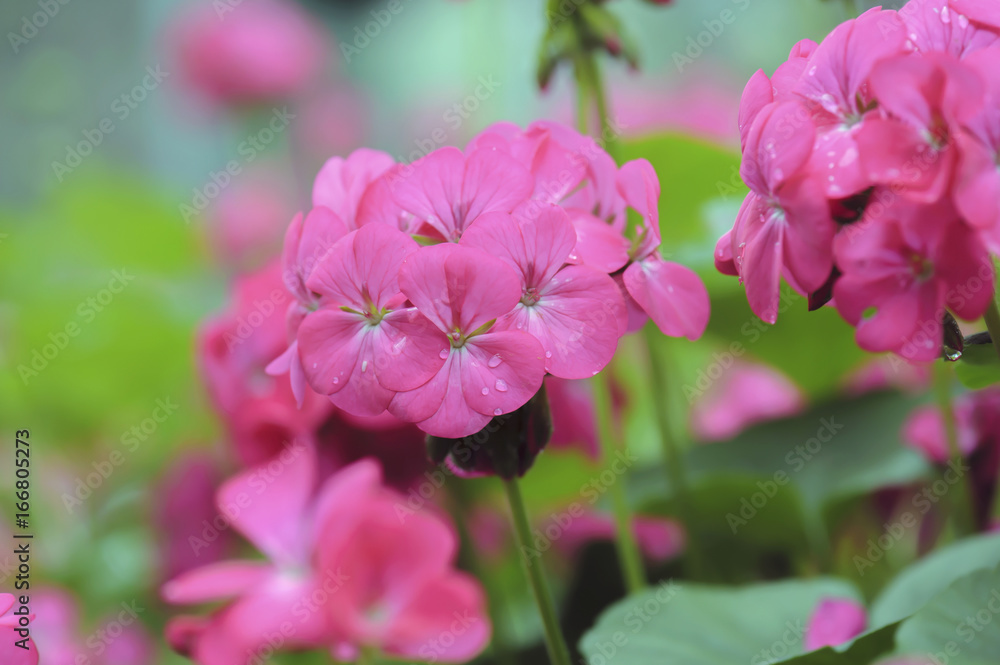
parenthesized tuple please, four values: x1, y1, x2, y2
(684, 393, 930, 520)
(954, 342, 1000, 390)
(892, 564, 1000, 665)
(777, 622, 902, 665)
(871, 532, 1000, 628)
(579, 577, 862, 665)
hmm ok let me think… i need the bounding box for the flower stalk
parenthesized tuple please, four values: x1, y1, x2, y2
(502, 477, 573, 665)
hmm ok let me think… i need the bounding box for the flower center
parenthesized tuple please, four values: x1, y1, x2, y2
(449, 330, 466, 348)
(909, 252, 933, 281)
(521, 287, 541, 307)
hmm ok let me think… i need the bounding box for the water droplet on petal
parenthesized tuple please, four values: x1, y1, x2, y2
(439, 349, 450, 359)
(332, 377, 339, 384)
(488, 354, 502, 368)
(481, 387, 489, 395)
(544, 350, 552, 359)
(495, 379, 507, 392)
(361, 360, 368, 373)
(958, 13, 969, 28)
(941, 5, 951, 23)
(493, 408, 503, 416)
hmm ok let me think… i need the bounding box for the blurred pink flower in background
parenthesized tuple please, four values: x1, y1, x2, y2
(553, 513, 686, 564)
(203, 164, 295, 271)
(25, 588, 155, 665)
(156, 452, 234, 581)
(610, 78, 740, 146)
(293, 88, 370, 167)
(804, 597, 867, 651)
(690, 361, 806, 442)
(842, 356, 932, 396)
(169, 0, 329, 106)
(547, 377, 600, 459)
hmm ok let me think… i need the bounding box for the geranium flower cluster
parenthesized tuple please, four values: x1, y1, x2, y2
(271, 121, 710, 439)
(716, 0, 1000, 362)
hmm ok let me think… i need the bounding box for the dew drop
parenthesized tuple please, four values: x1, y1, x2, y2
(481, 387, 489, 395)
(493, 408, 503, 416)
(332, 377, 339, 384)
(495, 379, 508, 392)
(439, 349, 450, 359)
(544, 350, 552, 359)
(312, 363, 318, 369)
(958, 13, 969, 28)
(361, 360, 369, 373)
(941, 5, 951, 23)
(488, 354, 502, 368)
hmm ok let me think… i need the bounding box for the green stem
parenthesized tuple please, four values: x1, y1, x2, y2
(592, 371, 647, 594)
(573, 50, 616, 156)
(932, 361, 976, 534)
(643, 326, 705, 578)
(503, 477, 573, 665)
(983, 297, 1000, 363)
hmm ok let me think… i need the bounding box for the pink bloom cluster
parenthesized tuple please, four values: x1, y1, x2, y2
(163, 448, 489, 664)
(804, 597, 867, 651)
(717, 0, 1000, 361)
(271, 122, 710, 439)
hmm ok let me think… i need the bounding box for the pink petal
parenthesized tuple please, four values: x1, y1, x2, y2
(161, 561, 275, 604)
(0, 627, 38, 665)
(952, 0, 1000, 29)
(901, 402, 979, 463)
(398, 243, 523, 335)
(298, 309, 369, 395)
(0, 595, 13, 616)
(216, 439, 315, 564)
(390, 147, 467, 240)
(295, 206, 350, 287)
(373, 308, 450, 392)
(459, 147, 534, 230)
(795, 9, 907, 118)
(389, 353, 492, 438)
(779, 175, 836, 292)
(809, 124, 870, 198)
(734, 194, 784, 323)
(954, 131, 1000, 230)
(461, 331, 546, 416)
(804, 598, 867, 651)
(739, 70, 774, 151)
(312, 148, 395, 229)
(857, 117, 956, 202)
(381, 572, 491, 663)
(742, 101, 816, 194)
(495, 265, 625, 379)
(461, 207, 574, 289)
(691, 362, 806, 441)
(623, 254, 710, 340)
(567, 211, 630, 273)
(311, 458, 383, 548)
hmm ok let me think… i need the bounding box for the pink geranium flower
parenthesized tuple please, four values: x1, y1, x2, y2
(461, 203, 626, 378)
(793, 8, 908, 198)
(387, 146, 534, 242)
(553, 513, 686, 564)
(730, 101, 835, 322)
(163, 442, 335, 664)
(616, 159, 711, 338)
(804, 598, 867, 651)
(833, 199, 994, 361)
(298, 224, 445, 417)
(389, 243, 547, 438)
(857, 51, 984, 202)
(954, 47, 1000, 247)
(0, 594, 38, 665)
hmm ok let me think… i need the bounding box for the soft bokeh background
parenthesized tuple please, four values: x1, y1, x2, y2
(1, 0, 949, 663)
